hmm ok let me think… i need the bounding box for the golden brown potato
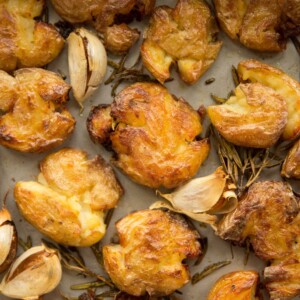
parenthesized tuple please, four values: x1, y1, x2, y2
(208, 83, 288, 148)
(214, 0, 288, 52)
(217, 181, 300, 299)
(141, 0, 222, 84)
(87, 82, 210, 189)
(281, 139, 300, 179)
(103, 209, 201, 296)
(0, 68, 75, 153)
(238, 59, 300, 141)
(14, 148, 123, 247)
(280, 0, 300, 28)
(51, 0, 155, 53)
(206, 271, 260, 300)
(0, 0, 64, 71)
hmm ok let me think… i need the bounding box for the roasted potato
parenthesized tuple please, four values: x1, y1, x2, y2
(206, 271, 260, 300)
(208, 82, 288, 148)
(87, 82, 210, 189)
(103, 209, 201, 296)
(217, 181, 300, 299)
(141, 0, 222, 84)
(0, 68, 75, 153)
(50, 0, 155, 53)
(213, 0, 299, 52)
(14, 148, 123, 247)
(238, 59, 300, 141)
(0, 0, 64, 72)
(281, 139, 300, 179)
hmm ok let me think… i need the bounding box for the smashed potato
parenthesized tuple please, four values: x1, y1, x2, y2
(217, 181, 300, 299)
(281, 139, 300, 179)
(0, 0, 64, 71)
(0, 68, 75, 153)
(51, 0, 155, 53)
(87, 82, 210, 189)
(141, 0, 222, 84)
(206, 271, 260, 300)
(14, 148, 123, 247)
(214, 0, 297, 51)
(238, 59, 300, 141)
(208, 82, 288, 148)
(103, 209, 201, 296)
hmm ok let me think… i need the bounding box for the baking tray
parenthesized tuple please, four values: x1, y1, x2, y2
(1, 0, 299, 299)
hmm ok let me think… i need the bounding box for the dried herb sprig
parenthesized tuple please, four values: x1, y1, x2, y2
(191, 260, 231, 284)
(210, 127, 284, 195)
(18, 235, 32, 251)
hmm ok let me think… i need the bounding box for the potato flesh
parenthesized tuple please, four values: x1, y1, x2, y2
(103, 210, 201, 296)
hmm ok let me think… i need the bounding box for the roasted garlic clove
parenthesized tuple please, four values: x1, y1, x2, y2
(281, 139, 300, 179)
(68, 28, 107, 108)
(0, 209, 17, 273)
(0, 244, 62, 300)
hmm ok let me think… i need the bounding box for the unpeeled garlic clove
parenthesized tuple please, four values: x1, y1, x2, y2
(0, 208, 17, 273)
(0, 244, 62, 300)
(68, 27, 107, 108)
(152, 167, 237, 228)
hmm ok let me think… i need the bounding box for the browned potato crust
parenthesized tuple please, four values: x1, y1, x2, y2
(0, 68, 75, 153)
(141, 0, 222, 84)
(214, 0, 291, 52)
(206, 271, 260, 300)
(0, 0, 64, 72)
(14, 148, 123, 247)
(208, 83, 288, 148)
(87, 82, 210, 189)
(217, 181, 300, 299)
(103, 209, 201, 296)
(238, 59, 300, 141)
(281, 139, 300, 179)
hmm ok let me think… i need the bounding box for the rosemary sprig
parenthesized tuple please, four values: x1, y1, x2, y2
(191, 260, 231, 284)
(19, 235, 32, 251)
(71, 281, 107, 290)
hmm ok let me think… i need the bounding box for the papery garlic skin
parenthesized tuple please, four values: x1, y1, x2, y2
(0, 244, 62, 299)
(0, 209, 17, 273)
(68, 27, 107, 107)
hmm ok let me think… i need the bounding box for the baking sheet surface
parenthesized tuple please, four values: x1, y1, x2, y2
(1, 1, 300, 299)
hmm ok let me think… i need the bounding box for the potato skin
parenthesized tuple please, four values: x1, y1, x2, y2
(206, 271, 259, 300)
(281, 139, 300, 179)
(238, 59, 300, 141)
(0, 0, 64, 71)
(217, 181, 300, 299)
(14, 148, 123, 247)
(87, 82, 210, 189)
(141, 0, 222, 84)
(0, 68, 75, 153)
(208, 82, 288, 148)
(214, 0, 286, 52)
(103, 209, 201, 296)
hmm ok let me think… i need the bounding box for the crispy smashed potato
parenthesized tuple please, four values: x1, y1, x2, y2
(141, 0, 222, 84)
(87, 82, 210, 189)
(103, 209, 201, 296)
(217, 181, 300, 299)
(208, 82, 288, 148)
(238, 59, 300, 141)
(14, 148, 123, 247)
(281, 139, 300, 179)
(0, 68, 75, 153)
(51, 0, 155, 53)
(0, 0, 64, 71)
(206, 271, 260, 300)
(213, 0, 300, 51)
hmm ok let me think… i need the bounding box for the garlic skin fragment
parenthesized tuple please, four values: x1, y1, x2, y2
(68, 27, 107, 107)
(153, 167, 237, 227)
(0, 209, 17, 273)
(0, 244, 62, 300)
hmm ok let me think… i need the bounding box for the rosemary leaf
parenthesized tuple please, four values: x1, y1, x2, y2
(194, 237, 208, 266)
(71, 281, 106, 290)
(91, 243, 104, 268)
(192, 260, 231, 284)
(231, 65, 240, 86)
(211, 94, 227, 104)
(19, 236, 32, 251)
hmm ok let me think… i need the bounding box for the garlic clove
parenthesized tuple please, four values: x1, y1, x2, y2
(0, 209, 17, 273)
(0, 244, 62, 299)
(68, 27, 107, 108)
